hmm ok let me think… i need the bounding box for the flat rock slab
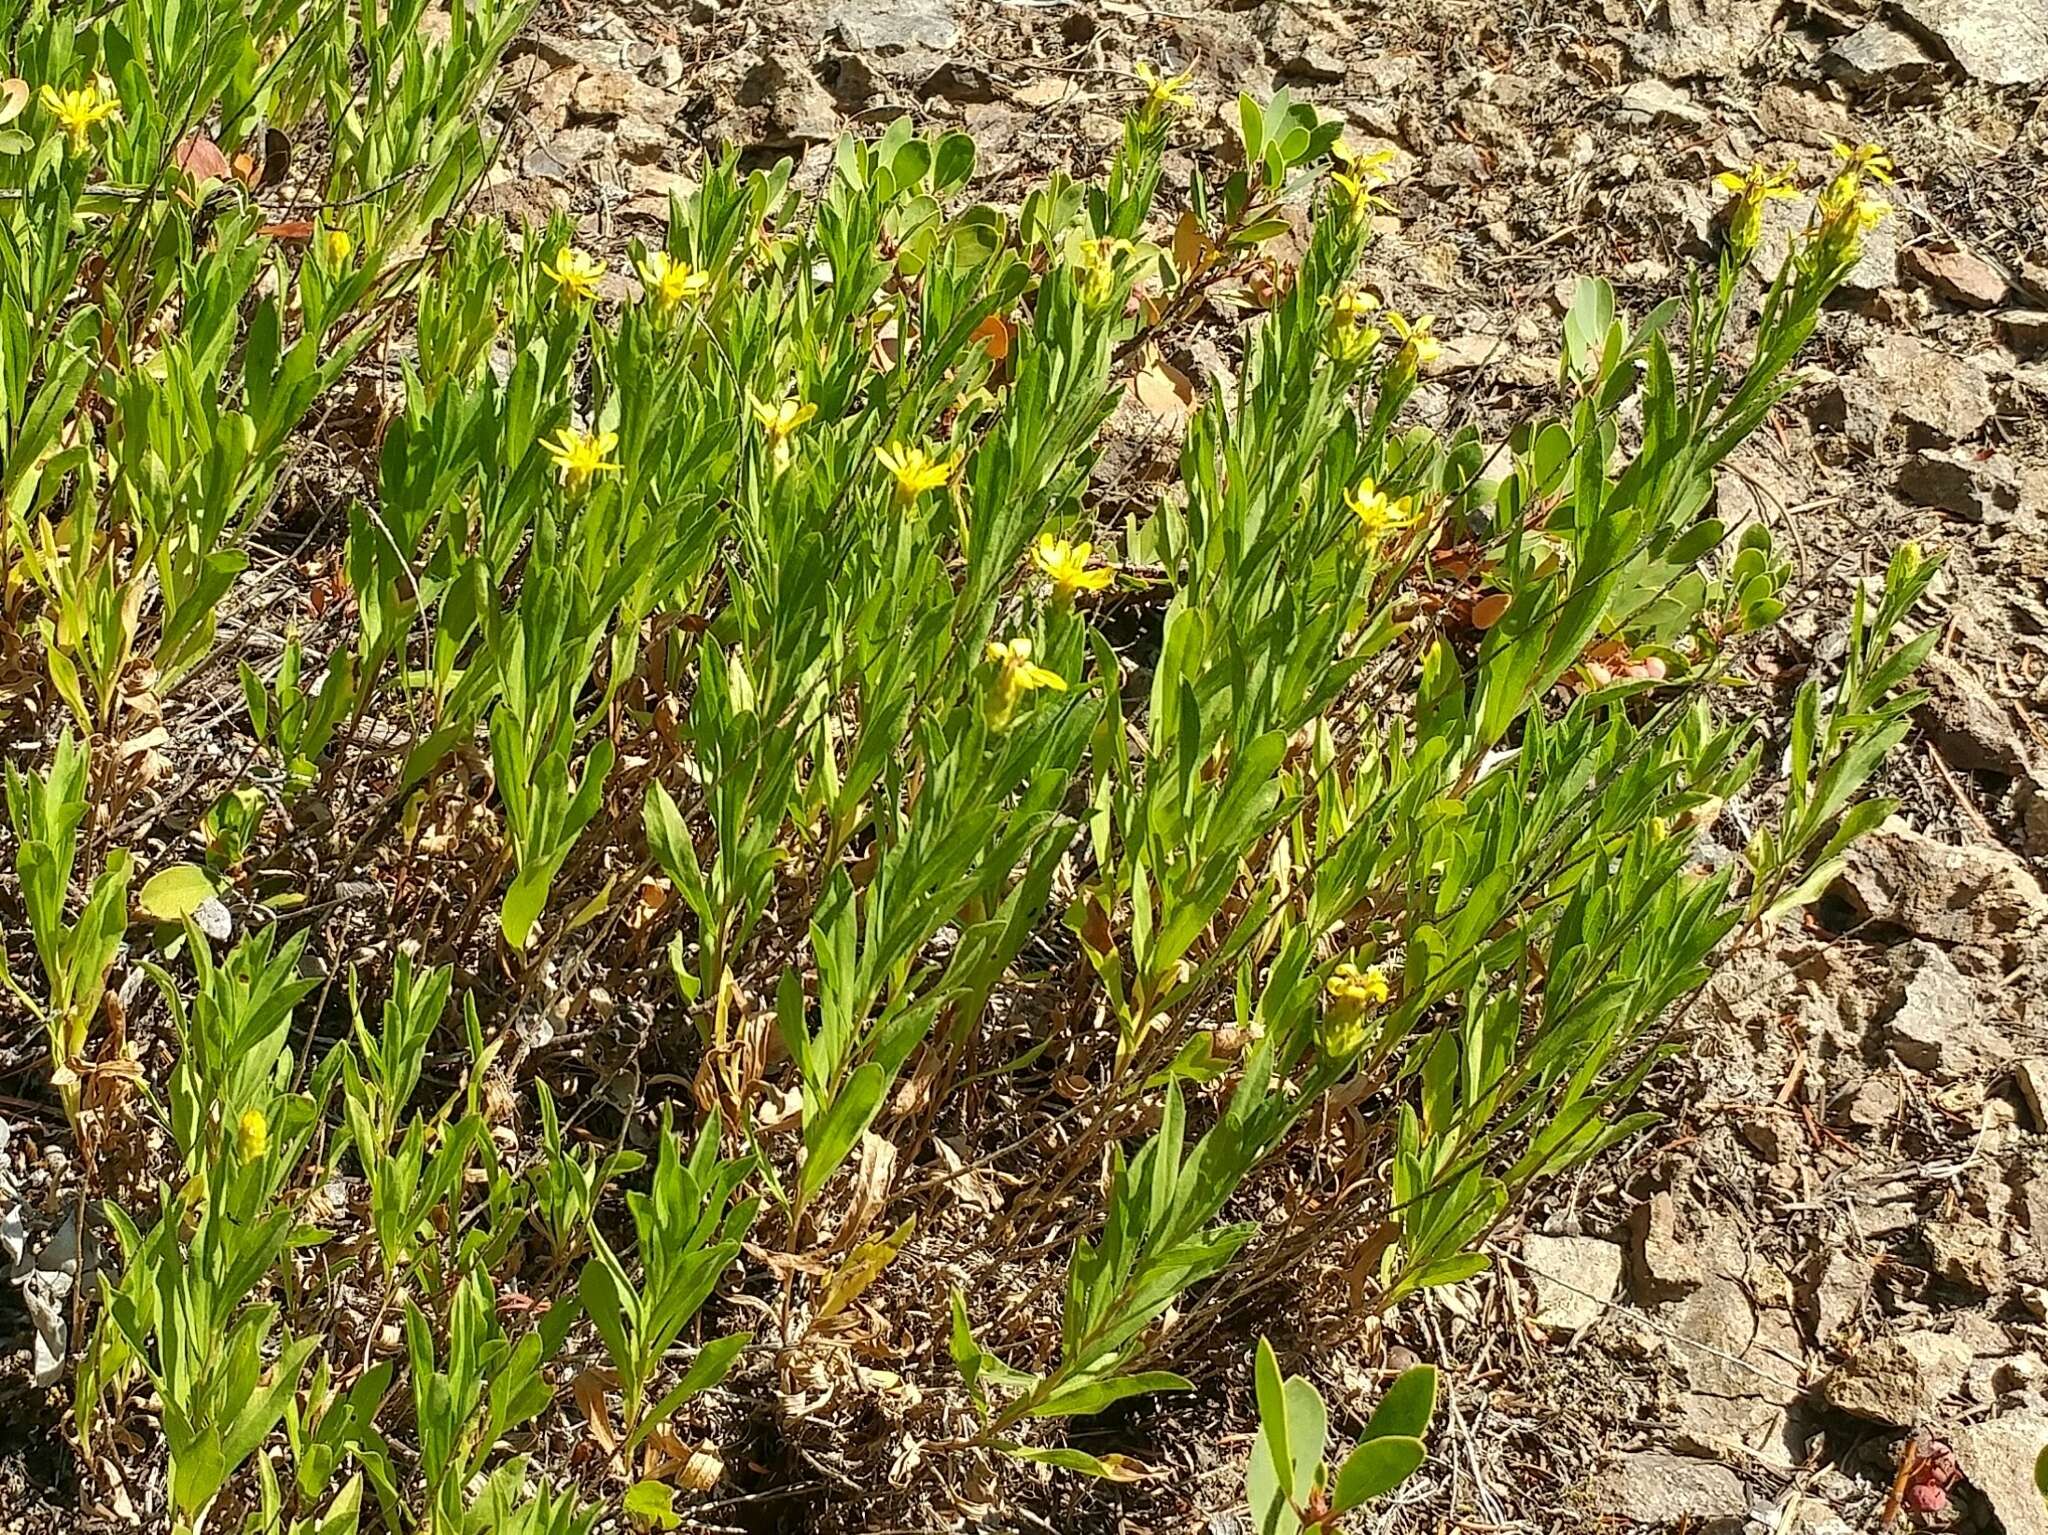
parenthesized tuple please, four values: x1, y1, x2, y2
(1522, 1233, 1624, 1334)
(1895, 0, 2048, 86)
(827, 0, 961, 55)
(1584, 1451, 1749, 1529)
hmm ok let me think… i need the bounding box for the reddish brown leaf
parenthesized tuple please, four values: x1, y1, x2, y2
(173, 134, 232, 185)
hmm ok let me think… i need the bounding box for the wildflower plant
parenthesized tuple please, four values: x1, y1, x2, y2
(1, 0, 1938, 1517)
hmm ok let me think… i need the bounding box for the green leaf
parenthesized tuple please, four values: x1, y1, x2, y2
(1254, 1338, 1293, 1498)
(136, 863, 220, 923)
(1001, 1444, 1150, 1481)
(629, 1331, 750, 1450)
(798, 1060, 886, 1203)
(1028, 1370, 1191, 1419)
(1331, 1434, 1427, 1508)
(622, 1480, 681, 1529)
(1361, 1365, 1437, 1441)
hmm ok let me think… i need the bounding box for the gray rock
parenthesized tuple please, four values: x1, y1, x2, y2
(1809, 374, 1891, 455)
(1838, 817, 2048, 948)
(921, 59, 1000, 103)
(1616, 78, 1712, 125)
(1861, 335, 1995, 448)
(1629, 0, 1779, 79)
(1897, 447, 2023, 522)
(1823, 20, 1948, 96)
(1522, 1233, 1625, 1334)
(1824, 1330, 1973, 1424)
(828, 0, 960, 55)
(1925, 1217, 2006, 1293)
(1584, 1451, 1749, 1529)
(1882, 940, 2006, 1084)
(1805, 1249, 1871, 1341)
(736, 56, 841, 147)
(1998, 310, 2048, 358)
(1915, 650, 2029, 773)
(1952, 1414, 2048, 1535)
(1895, 0, 2048, 87)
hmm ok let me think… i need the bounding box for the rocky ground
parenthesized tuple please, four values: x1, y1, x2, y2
(7, 0, 2048, 1528)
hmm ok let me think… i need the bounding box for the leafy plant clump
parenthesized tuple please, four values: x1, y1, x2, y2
(0, 6, 1932, 1529)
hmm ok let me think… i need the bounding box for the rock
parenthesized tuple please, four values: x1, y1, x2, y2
(1895, 0, 2048, 87)
(1998, 310, 2048, 358)
(613, 113, 670, 165)
(1616, 79, 1712, 125)
(1805, 1249, 1871, 1341)
(1629, 0, 1779, 79)
(1633, 1191, 1707, 1301)
(2017, 1057, 2048, 1128)
(2022, 782, 2048, 859)
(1758, 84, 1853, 148)
(1662, 1277, 1806, 1406)
(921, 59, 999, 103)
(1842, 1073, 1903, 1131)
(828, 0, 960, 55)
(1824, 20, 1948, 95)
(1883, 940, 2011, 1081)
(1860, 335, 1995, 448)
(1916, 651, 2029, 774)
(1838, 818, 2048, 948)
(1897, 447, 2024, 522)
(1523, 1234, 1624, 1334)
(735, 56, 841, 147)
(1925, 1218, 2006, 1293)
(1902, 245, 2010, 308)
(1424, 332, 1508, 377)
(818, 52, 884, 112)
(1809, 374, 1891, 455)
(1647, 179, 1718, 259)
(1584, 1451, 1749, 1530)
(1952, 1415, 2048, 1535)
(1263, 7, 1347, 82)
(1668, 1390, 1803, 1469)
(568, 66, 673, 125)
(1824, 1330, 1973, 1424)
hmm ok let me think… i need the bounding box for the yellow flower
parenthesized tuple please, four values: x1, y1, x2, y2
(1713, 163, 1799, 260)
(1321, 288, 1384, 365)
(40, 77, 120, 149)
(875, 440, 958, 505)
(748, 391, 817, 474)
(1830, 141, 1895, 187)
(1327, 142, 1397, 227)
(235, 1107, 270, 1164)
(1323, 288, 1381, 326)
(1386, 311, 1439, 371)
(1031, 534, 1114, 599)
(541, 245, 605, 303)
(1132, 59, 1194, 115)
(1812, 191, 1891, 268)
(1071, 236, 1134, 308)
(544, 426, 621, 489)
(983, 637, 1066, 731)
(321, 226, 354, 265)
(749, 392, 816, 441)
(639, 250, 713, 313)
(1344, 476, 1417, 538)
(1318, 962, 1391, 1057)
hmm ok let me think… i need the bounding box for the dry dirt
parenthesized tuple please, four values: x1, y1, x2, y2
(6, 0, 2048, 1529)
